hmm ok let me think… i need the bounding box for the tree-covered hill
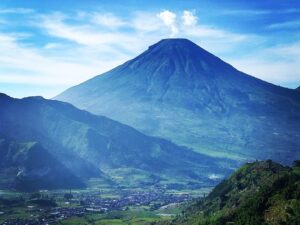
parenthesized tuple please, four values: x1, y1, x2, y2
(162, 160, 300, 225)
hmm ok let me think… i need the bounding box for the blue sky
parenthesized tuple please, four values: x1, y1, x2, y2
(1, 0, 300, 98)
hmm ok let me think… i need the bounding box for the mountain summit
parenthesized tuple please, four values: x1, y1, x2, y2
(125, 38, 233, 80)
(55, 38, 300, 164)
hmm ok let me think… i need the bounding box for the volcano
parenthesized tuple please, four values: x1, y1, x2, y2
(56, 38, 300, 164)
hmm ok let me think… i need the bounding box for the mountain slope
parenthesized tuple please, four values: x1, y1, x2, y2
(0, 138, 84, 191)
(166, 160, 300, 225)
(0, 93, 235, 189)
(55, 38, 300, 163)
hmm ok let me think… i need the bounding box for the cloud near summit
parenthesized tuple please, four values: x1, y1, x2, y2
(157, 10, 198, 37)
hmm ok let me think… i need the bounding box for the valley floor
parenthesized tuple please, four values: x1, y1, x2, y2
(0, 181, 210, 225)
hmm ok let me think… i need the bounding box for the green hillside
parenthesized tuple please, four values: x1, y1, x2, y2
(0, 93, 236, 190)
(164, 160, 300, 225)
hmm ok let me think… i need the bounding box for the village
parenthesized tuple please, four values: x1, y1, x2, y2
(0, 188, 193, 225)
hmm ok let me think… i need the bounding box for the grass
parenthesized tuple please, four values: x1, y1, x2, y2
(0, 207, 32, 223)
(60, 208, 172, 225)
(60, 217, 87, 225)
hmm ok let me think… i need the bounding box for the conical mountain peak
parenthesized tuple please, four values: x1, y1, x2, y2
(148, 38, 214, 56)
(122, 38, 233, 81)
(148, 38, 201, 50)
(139, 38, 224, 63)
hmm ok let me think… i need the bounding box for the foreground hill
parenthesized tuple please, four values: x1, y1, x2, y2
(167, 160, 300, 225)
(56, 38, 300, 163)
(0, 93, 235, 190)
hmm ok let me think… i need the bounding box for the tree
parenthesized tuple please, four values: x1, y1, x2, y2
(64, 193, 73, 200)
(293, 160, 300, 168)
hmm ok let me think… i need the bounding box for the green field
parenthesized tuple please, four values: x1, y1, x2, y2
(60, 209, 173, 225)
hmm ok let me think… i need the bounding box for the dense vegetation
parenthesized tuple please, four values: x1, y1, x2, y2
(162, 160, 300, 225)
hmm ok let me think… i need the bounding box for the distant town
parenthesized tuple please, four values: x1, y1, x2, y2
(0, 187, 196, 225)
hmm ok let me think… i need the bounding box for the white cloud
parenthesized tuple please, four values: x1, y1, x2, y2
(184, 25, 247, 41)
(36, 10, 252, 54)
(91, 13, 127, 28)
(38, 13, 103, 46)
(182, 10, 197, 26)
(131, 12, 163, 32)
(0, 32, 128, 96)
(157, 10, 178, 37)
(222, 9, 270, 16)
(36, 12, 147, 53)
(157, 10, 176, 26)
(44, 43, 61, 49)
(229, 42, 300, 87)
(155, 9, 251, 52)
(267, 19, 300, 29)
(0, 8, 34, 14)
(222, 8, 300, 17)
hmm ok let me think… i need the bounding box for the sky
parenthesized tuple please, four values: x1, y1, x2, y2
(0, 0, 300, 98)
